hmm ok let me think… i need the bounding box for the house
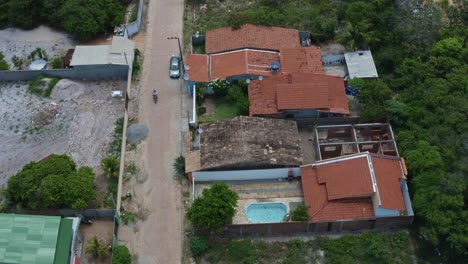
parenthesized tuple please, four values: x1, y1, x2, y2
(0, 214, 81, 264)
(248, 73, 350, 118)
(344, 50, 378, 79)
(185, 116, 303, 181)
(69, 36, 135, 67)
(185, 46, 322, 83)
(301, 152, 413, 224)
(205, 24, 303, 54)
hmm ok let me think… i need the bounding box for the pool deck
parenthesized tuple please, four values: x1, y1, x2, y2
(194, 180, 304, 225)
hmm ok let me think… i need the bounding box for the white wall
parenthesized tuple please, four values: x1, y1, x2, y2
(193, 167, 301, 182)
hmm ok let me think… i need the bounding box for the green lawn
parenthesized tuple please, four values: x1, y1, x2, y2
(193, 231, 415, 264)
(198, 97, 243, 124)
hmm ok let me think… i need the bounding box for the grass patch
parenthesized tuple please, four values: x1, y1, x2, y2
(196, 231, 415, 263)
(104, 179, 118, 208)
(28, 75, 60, 97)
(198, 97, 243, 124)
(132, 49, 141, 79)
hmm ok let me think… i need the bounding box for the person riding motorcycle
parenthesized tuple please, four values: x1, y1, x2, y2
(152, 89, 158, 98)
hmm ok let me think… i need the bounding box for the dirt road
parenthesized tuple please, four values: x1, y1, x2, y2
(118, 0, 184, 263)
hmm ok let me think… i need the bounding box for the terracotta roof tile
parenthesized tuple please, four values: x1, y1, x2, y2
(249, 73, 349, 116)
(210, 50, 280, 81)
(316, 156, 374, 200)
(206, 24, 300, 54)
(301, 153, 408, 222)
(371, 155, 406, 211)
(280, 47, 323, 74)
(185, 54, 209, 82)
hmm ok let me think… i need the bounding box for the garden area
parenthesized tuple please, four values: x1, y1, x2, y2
(196, 80, 249, 124)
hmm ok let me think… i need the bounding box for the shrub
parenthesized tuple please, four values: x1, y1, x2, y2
(0, 52, 10, 70)
(190, 236, 209, 257)
(49, 57, 64, 69)
(28, 75, 60, 97)
(112, 245, 132, 264)
(195, 83, 207, 105)
(132, 49, 141, 78)
(291, 205, 309, 222)
(101, 156, 120, 178)
(173, 156, 185, 176)
(227, 85, 249, 115)
(11, 55, 22, 69)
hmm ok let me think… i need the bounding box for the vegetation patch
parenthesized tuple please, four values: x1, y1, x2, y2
(112, 245, 132, 264)
(28, 75, 60, 97)
(109, 117, 124, 156)
(0, 52, 10, 70)
(132, 48, 142, 78)
(195, 232, 414, 263)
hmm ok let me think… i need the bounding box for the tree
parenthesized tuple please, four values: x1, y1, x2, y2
(209, 79, 230, 97)
(112, 245, 132, 264)
(101, 156, 120, 178)
(85, 236, 108, 258)
(190, 236, 209, 257)
(186, 182, 239, 231)
(7, 154, 96, 209)
(227, 84, 249, 115)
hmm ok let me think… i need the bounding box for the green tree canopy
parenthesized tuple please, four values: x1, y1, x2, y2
(187, 182, 239, 231)
(112, 245, 132, 264)
(7, 154, 96, 209)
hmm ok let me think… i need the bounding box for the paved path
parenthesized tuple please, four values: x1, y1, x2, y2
(119, 0, 184, 263)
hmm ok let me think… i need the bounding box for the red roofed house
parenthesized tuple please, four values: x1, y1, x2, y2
(301, 152, 414, 225)
(205, 24, 301, 54)
(249, 73, 350, 118)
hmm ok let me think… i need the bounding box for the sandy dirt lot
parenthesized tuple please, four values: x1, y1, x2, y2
(0, 26, 75, 69)
(0, 79, 125, 187)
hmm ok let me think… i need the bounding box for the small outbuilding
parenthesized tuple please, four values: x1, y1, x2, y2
(344, 50, 378, 79)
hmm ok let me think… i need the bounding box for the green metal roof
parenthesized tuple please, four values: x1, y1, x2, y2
(0, 214, 61, 264)
(54, 219, 73, 264)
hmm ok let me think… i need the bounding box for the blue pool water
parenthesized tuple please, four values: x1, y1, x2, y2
(246, 202, 288, 223)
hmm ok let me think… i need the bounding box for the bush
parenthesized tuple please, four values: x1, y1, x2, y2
(101, 156, 120, 178)
(227, 84, 249, 115)
(11, 55, 22, 69)
(132, 49, 141, 78)
(195, 83, 207, 105)
(85, 236, 108, 258)
(190, 236, 209, 257)
(291, 205, 309, 222)
(28, 75, 60, 97)
(173, 156, 185, 176)
(112, 245, 132, 264)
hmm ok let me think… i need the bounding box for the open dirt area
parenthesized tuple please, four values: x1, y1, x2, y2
(0, 79, 125, 187)
(0, 26, 75, 69)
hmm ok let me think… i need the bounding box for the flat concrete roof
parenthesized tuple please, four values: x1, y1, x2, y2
(70, 45, 110, 66)
(344, 50, 378, 79)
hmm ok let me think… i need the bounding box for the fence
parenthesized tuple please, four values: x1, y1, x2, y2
(195, 216, 413, 237)
(5, 209, 116, 220)
(127, 0, 144, 37)
(0, 64, 129, 81)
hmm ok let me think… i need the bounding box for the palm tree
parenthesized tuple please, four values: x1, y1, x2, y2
(173, 155, 185, 176)
(85, 236, 109, 258)
(101, 156, 119, 178)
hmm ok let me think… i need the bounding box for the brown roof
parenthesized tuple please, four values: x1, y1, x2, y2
(206, 24, 300, 54)
(185, 54, 209, 82)
(248, 73, 350, 116)
(301, 153, 407, 222)
(280, 47, 323, 74)
(199, 116, 303, 171)
(210, 50, 280, 81)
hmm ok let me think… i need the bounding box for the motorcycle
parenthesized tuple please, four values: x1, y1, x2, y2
(153, 94, 158, 104)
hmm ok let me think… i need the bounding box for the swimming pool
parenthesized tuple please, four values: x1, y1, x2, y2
(246, 202, 288, 223)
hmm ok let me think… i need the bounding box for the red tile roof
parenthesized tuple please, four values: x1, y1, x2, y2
(301, 153, 407, 222)
(280, 47, 323, 74)
(210, 50, 280, 81)
(371, 155, 406, 211)
(249, 73, 350, 116)
(185, 54, 209, 82)
(206, 24, 300, 54)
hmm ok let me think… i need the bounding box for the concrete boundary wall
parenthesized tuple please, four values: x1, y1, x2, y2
(0, 64, 129, 81)
(195, 216, 413, 237)
(193, 167, 301, 182)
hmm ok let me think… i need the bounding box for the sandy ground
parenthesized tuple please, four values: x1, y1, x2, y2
(80, 220, 114, 264)
(0, 26, 75, 69)
(117, 0, 185, 263)
(0, 79, 125, 187)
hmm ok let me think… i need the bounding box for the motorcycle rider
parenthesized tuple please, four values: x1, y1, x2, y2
(152, 89, 158, 100)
